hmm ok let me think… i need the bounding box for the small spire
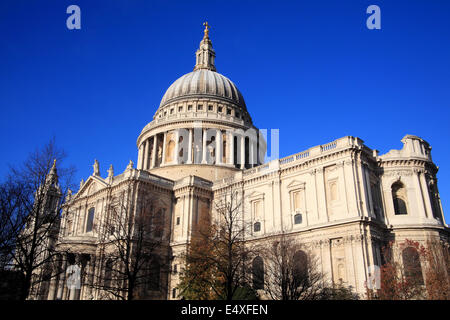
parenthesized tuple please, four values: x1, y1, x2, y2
(46, 159, 58, 185)
(194, 21, 216, 72)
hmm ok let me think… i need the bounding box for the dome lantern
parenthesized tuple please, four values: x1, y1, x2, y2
(193, 22, 216, 72)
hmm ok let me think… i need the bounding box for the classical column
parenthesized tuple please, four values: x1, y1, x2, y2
(187, 129, 193, 164)
(47, 270, 58, 300)
(161, 132, 167, 166)
(316, 168, 328, 222)
(240, 134, 245, 169)
(414, 170, 428, 218)
(147, 139, 153, 170)
(137, 144, 143, 169)
(364, 166, 375, 218)
(68, 256, 78, 300)
(174, 129, 180, 165)
(249, 138, 255, 167)
(228, 131, 234, 165)
(141, 140, 147, 170)
(216, 129, 222, 165)
(419, 172, 434, 218)
(151, 135, 157, 168)
(201, 128, 207, 164)
(357, 161, 370, 218)
(55, 255, 67, 300)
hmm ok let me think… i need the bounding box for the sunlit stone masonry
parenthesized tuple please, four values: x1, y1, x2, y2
(31, 23, 448, 300)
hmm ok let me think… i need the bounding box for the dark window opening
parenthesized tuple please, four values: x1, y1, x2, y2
(252, 256, 264, 290)
(86, 208, 95, 232)
(294, 213, 302, 224)
(402, 247, 424, 285)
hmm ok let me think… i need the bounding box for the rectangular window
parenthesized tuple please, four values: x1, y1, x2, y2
(253, 201, 261, 219)
(208, 105, 213, 111)
(218, 106, 223, 113)
(178, 106, 183, 112)
(197, 104, 203, 111)
(293, 191, 301, 211)
(86, 207, 95, 232)
(176, 216, 180, 225)
(227, 108, 231, 115)
(188, 105, 192, 111)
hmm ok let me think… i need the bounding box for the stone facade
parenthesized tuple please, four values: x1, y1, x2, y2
(31, 25, 449, 300)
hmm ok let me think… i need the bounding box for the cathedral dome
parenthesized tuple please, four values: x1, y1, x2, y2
(159, 69, 246, 110)
(136, 22, 265, 181)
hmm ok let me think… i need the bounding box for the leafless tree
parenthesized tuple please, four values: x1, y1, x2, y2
(91, 185, 168, 300)
(0, 138, 75, 300)
(178, 185, 256, 300)
(260, 233, 325, 300)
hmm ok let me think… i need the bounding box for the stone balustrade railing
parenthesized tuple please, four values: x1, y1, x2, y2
(240, 136, 364, 179)
(141, 111, 248, 134)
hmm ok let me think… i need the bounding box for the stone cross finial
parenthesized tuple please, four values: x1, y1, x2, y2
(93, 159, 100, 176)
(203, 21, 210, 38)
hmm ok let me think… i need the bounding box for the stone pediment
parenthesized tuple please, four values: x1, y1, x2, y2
(74, 175, 108, 199)
(287, 179, 306, 190)
(248, 191, 264, 200)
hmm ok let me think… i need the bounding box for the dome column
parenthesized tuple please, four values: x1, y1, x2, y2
(216, 129, 222, 165)
(143, 140, 149, 170)
(151, 135, 157, 168)
(174, 130, 180, 165)
(201, 128, 207, 164)
(137, 143, 143, 170)
(240, 135, 245, 169)
(228, 131, 234, 166)
(187, 129, 193, 164)
(249, 138, 255, 167)
(161, 132, 167, 166)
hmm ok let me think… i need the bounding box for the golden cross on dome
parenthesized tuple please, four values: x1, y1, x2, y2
(203, 21, 210, 38)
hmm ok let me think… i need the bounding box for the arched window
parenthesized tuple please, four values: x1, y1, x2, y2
(148, 259, 161, 291)
(392, 182, 408, 215)
(252, 256, 264, 290)
(86, 207, 95, 232)
(402, 247, 424, 285)
(293, 250, 308, 286)
(253, 222, 261, 232)
(294, 214, 302, 225)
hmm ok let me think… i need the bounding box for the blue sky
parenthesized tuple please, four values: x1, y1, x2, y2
(0, 0, 449, 222)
